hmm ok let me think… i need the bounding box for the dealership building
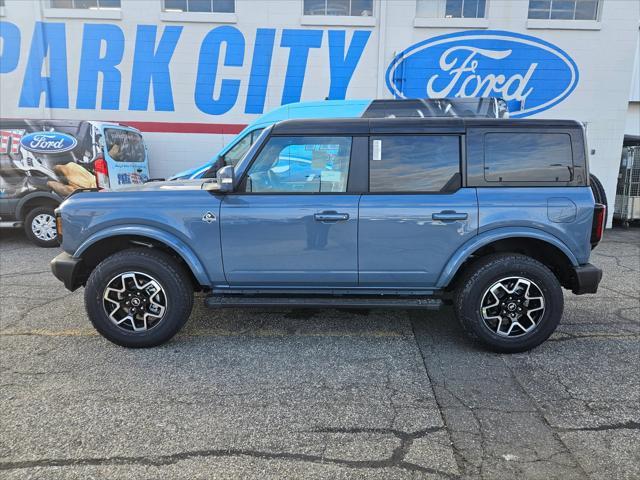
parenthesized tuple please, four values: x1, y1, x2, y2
(0, 0, 638, 224)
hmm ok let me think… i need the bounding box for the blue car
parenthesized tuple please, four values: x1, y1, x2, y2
(51, 116, 605, 353)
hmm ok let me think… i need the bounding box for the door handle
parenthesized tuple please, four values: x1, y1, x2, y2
(314, 211, 350, 222)
(432, 211, 468, 222)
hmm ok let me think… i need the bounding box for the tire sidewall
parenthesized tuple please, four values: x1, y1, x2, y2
(24, 206, 59, 248)
(85, 250, 192, 348)
(458, 257, 563, 353)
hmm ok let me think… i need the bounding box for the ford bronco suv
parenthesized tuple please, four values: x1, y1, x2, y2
(51, 118, 605, 352)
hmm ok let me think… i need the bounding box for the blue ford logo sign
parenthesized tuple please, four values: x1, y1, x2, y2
(20, 131, 78, 154)
(386, 30, 579, 118)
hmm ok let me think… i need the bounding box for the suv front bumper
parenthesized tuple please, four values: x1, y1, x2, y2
(51, 252, 84, 291)
(571, 263, 602, 295)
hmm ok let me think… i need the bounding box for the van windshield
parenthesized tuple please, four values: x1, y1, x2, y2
(202, 128, 265, 178)
(104, 128, 146, 163)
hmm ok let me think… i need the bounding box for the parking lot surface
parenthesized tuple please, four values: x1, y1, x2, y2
(1, 228, 638, 479)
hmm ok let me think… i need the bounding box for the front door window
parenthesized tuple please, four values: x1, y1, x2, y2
(243, 136, 352, 193)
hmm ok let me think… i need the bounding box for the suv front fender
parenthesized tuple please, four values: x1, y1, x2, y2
(74, 225, 211, 287)
(436, 227, 579, 289)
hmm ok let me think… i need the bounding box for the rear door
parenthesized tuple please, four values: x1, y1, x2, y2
(358, 133, 478, 287)
(102, 126, 150, 188)
(220, 134, 364, 287)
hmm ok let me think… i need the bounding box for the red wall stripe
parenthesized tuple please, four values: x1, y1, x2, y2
(121, 121, 247, 134)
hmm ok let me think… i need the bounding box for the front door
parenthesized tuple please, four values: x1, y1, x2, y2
(359, 134, 478, 287)
(220, 135, 359, 287)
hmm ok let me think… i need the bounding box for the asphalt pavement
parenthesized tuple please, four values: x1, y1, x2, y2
(1, 227, 638, 479)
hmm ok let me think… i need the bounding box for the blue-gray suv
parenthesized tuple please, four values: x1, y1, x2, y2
(51, 118, 605, 352)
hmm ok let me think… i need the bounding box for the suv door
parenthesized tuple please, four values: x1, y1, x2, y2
(359, 134, 478, 287)
(220, 135, 361, 287)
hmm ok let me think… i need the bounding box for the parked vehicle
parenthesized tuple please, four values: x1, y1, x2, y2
(169, 97, 509, 180)
(51, 117, 604, 352)
(0, 119, 149, 246)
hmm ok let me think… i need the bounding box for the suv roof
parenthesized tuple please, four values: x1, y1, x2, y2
(271, 117, 584, 136)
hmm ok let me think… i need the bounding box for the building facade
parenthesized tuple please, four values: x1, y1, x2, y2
(1, 0, 638, 224)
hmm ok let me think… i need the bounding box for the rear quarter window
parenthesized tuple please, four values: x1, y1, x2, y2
(484, 132, 573, 182)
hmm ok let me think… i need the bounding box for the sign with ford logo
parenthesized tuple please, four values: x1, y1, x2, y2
(20, 131, 78, 154)
(386, 30, 579, 118)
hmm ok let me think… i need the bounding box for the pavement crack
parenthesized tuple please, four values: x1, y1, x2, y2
(0, 443, 457, 477)
(558, 420, 640, 432)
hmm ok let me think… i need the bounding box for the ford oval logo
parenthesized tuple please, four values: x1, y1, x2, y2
(386, 30, 579, 118)
(20, 131, 78, 154)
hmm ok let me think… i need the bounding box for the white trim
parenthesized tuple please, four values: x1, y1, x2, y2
(160, 11, 237, 23)
(300, 15, 376, 27)
(526, 19, 601, 30)
(42, 7, 122, 20)
(413, 17, 489, 28)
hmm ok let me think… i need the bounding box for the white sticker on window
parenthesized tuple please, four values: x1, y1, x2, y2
(372, 139, 382, 161)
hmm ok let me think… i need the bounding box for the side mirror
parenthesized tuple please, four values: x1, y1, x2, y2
(216, 165, 235, 193)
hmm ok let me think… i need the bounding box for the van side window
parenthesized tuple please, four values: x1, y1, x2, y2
(244, 136, 352, 193)
(369, 136, 461, 193)
(484, 133, 573, 182)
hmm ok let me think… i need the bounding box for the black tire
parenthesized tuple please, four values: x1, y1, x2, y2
(24, 206, 59, 248)
(590, 174, 608, 209)
(84, 248, 194, 348)
(454, 254, 563, 353)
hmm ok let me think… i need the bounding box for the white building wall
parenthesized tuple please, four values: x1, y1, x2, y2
(1, 0, 639, 225)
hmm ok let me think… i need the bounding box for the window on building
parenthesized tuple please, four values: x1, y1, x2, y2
(163, 0, 235, 13)
(49, 0, 121, 8)
(484, 133, 573, 182)
(369, 136, 461, 192)
(244, 136, 352, 193)
(416, 0, 486, 18)
(303, 0, 373, 16)
(0, 0, 5, 7)
(528, 0, 600, 20)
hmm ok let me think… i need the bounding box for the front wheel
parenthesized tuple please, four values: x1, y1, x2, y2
(454, 254, 563, 353)
(85, 248, 194, 348)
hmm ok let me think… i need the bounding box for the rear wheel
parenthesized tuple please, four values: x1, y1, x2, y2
(85, 248, 193, 347)
(24, 206, 59, 248)
(454, 254, 563, 353)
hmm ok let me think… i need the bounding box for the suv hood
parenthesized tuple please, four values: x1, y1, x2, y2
(118, 179, 208, 192)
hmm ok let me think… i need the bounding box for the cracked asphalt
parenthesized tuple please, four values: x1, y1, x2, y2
(1, 228, 638, 479)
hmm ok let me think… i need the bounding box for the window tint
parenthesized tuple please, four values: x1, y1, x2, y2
(104, 129, 146, 163)
(163, 0, 234, 13)
(245, 136, 351, 193)
(50, 0, 121, 8)
(369, 136, 461, 192)
(484, 133, 573, 182)
(221, 128, 265, 166)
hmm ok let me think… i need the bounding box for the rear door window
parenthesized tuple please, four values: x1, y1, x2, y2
(484, 133, 573, 182)
(369, 135, 461, 192)
(104, 129, 146, 163)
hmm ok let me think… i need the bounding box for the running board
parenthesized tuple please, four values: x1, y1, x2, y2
(205, 295, 443, 309)
(0, 221, 23, 228)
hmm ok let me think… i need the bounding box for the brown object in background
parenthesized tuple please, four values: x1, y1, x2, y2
(54, 163, 96, 189)
(47, 180, 75, 197)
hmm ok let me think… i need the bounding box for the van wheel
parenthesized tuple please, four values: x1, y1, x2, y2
(84, 248, 193, 348)
(24, 206, 59, 248)
(454, 254, 563, 353)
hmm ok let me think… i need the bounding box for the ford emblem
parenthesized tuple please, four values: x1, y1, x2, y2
(20, 131, 78, 154)
(386, 30, 579, 118)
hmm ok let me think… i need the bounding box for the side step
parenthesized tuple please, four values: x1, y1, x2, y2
(205, 295, 443, 310)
